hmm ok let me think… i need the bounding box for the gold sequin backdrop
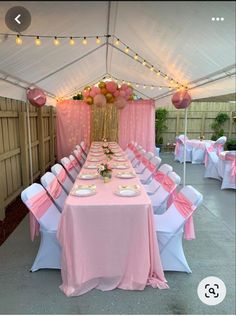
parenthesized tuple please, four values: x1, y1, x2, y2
(90, 103, 118, 142)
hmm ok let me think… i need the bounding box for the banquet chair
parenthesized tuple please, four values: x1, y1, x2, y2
(174, 135, 192, 163)
(126, 142, 139, 160)
(41, 172, 68, 212)
(204, 147, 220, 180)
(75, 145, 87, 161)
(135, 151, 154, 174)
(72, 148, 84, 167)
(51, 163, 74, 194)
(191, 145, 205, 164)
(154, 185, 203, 272)
(149, 171, 181, 214)
(140, 156, 162, 184)
(130, 144, 143, 162)
(21, 183, 61, 272)
(69, 154, 81, 173)
(61, 157, 78, 182)
(214, 136, 227, 155)
(131, 149, 146, 168)
(221, 151, 236, 190)
(144, 163, 173, 194)
(80, 140, 88, 156)
(125, 141, 135, 157)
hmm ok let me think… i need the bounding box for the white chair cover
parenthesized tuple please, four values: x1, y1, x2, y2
(135, 151, 154, 174)
(21, 183, 61, 272)
(61, 156, 78, 182)
(140, 156, 162, 184)
(51, 163, 73, 194)
(221, 151, 236, 190)
(154, 185, 203, 273)
(174, 135, 192, 163)
(204, 149, 220, 180)
(40, 172, 68, 212)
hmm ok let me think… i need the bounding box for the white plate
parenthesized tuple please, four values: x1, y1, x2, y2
(78, 173, 98, 180)
(114, 185, 141, 197)
(112, 164, 129, 169)
(114, 153, 123, 157)
(88, 157, 101, 162)
(84, 164, 98, 169)
(90, 153, 104, 156)
(70, 185, 96, 197)
(116, 172, 136, 179)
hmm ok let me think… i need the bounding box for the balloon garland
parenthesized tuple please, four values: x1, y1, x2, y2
(82, 81, 134, 109)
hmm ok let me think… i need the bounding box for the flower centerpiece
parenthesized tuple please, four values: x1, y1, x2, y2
(104, 147, 114, 160)
(199, 135, 205, 141)
(97, 163, 112, 183)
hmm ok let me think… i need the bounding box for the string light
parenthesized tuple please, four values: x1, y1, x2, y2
(134, 54, 138, 60)
(16, 34, 22, 45)
(115, 38, 120, 46)
(125, 46, 129, 53)
(151, 86, 154, 90)
(35, 36, 41, 46)
(143, 85, 146, 89)
(159, 86, 162, 90)
(165, 75, 168, 80)
(142, 60, 146, 66)
(136, 84, 139, 88)
(170, 79, 174, 84)
(54, 36, 60, 46)
(150, 66, 154, 72)
(82, 37, 87, 45)
(157, 71, 161, 76)
(69, 37, 75, 45)
(96, 36, 101, 44)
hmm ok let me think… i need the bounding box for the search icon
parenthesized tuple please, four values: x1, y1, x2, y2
(209, 288, 216, 295)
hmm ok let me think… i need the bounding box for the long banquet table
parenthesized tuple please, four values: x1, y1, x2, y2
(57, 142, 168, 297)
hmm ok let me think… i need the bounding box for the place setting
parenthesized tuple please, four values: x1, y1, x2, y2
(70, 184, 97, 197)
(115, 171, 136, 179)
(114, 184, 141, 197)
(78, 172, 99, 180)
(111, 163, 129, 169)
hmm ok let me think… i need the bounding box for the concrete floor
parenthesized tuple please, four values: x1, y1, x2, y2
(0, 153, 235, 314)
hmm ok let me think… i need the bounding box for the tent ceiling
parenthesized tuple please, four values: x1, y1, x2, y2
(0, 1, 235, 106)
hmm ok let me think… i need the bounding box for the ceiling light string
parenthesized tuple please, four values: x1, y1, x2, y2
(112, 35, 188, 90)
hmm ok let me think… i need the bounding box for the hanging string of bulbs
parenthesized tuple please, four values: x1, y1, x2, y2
(0, 32, 188, 91)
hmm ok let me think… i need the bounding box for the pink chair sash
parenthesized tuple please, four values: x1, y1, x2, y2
(175, 141, 181, 155)
(141, 157, 149, 166)
(204, 145, 214, 166)
(153, 171, 165, 184)
(26, 190, 53, 241)
(161, 175, 176, 193)
(65, 161, 74, 171)
(215, 143, 223, 155)
(173, 192, 197, 240)
(225, 154, 236, 181)
(57, 168, 67, 183)
(147, 161, 157, 172)
(47, 178, 62, 199)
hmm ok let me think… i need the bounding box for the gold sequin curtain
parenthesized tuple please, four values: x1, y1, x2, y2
(90, 103, 118, 142)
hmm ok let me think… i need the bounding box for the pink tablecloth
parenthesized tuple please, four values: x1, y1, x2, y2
(57, 142, 168, 296)
(186, 139, 213, 149)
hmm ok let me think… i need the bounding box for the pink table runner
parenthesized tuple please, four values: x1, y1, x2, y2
(57, 142, 168, 296)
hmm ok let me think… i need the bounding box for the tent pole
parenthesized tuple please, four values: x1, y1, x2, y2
(26, 103, 33, 184)
(183, 107, 188, 187)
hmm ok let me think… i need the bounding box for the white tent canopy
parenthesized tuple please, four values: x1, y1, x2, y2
(0, 1, 235, 106)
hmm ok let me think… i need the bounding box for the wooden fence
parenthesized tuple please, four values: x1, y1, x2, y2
(157, 102, 236, 148)
(0, 97, 56, 220)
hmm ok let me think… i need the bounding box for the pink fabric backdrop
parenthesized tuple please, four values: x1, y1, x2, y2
(56, 100, 91, 160)
(118, 100, 155, 152)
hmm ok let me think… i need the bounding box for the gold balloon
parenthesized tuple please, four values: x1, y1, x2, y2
(105, 93, 113, 101)
(98, 81, 106, 89)
(109, 96, 115, 103)
(86, 96, 93, 105)
(84, 85, 91, 91)
(101, 88, 108, 95)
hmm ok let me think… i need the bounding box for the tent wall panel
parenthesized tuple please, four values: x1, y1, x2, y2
(0, 97, 56, 220)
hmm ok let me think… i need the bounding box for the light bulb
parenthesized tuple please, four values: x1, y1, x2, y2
(115, 38, 120, 46)
(136, 84, 139, 88)
(170, 79, 174, 84)
(96, 36, 101, 44)
(159, 86, 162, 90)
(157, 71, 161, 76)
(142, 60, 146, 66)
(16, 35, 22, 45)
(150, 66, 154, 71)
(125, 46, 129, 53)
(35, 36, 41, 46)
(143, 85, 146, 89)
(54, 37, 60, 46)
(165, 75, 168, 80)
(69, 37, 75, 45)
(134, 54, 138, 60)
(151, 86, 154, 90)
(82, 37, 87, 45)
(168, 87, 171, 90)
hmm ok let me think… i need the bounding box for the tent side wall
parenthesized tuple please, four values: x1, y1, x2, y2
(0, 97, 56, 220)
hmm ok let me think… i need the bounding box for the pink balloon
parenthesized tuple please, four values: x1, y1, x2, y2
(119, 90, 126, 98)
(120, 83, 128, 90)
(90, 86, 100, 97)
(27, 88, 46, 107)
(171, 91, 192, 109)
(126, 87, 133, 96)
(114, 90, 120, 97)
(106, 81, 117, 93)
(114, 96, 127, 109)
(83, 89, 90, 98)
(94, 94, 106, 107)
